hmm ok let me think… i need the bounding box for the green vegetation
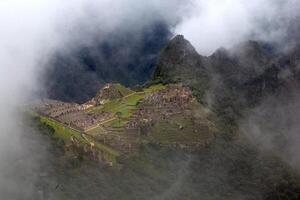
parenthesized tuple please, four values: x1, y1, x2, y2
(39, 115, 85, 144)
(143, 83, 166, 94)
(88, 83, 215, 147)
(83, 134, 120, 162)
(113, 83, 134, 96)
(108, 118, 128, 128)
(146, 114, 213, 144)
(102, 96, 138, 116)
(90, 93, 141, 117)
(90, 84, 167, 126)
(30, 83, 144, 164)
(37, 114, 120, 164)
(33, 83, 209, 166)
(85, 126, 106, 136)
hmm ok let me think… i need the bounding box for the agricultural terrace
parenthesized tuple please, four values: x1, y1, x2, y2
(87, 84, 166, 129)
(33, 84, 167, 165)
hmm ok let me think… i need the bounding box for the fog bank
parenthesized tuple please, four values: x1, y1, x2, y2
(175, 0, 300, 55)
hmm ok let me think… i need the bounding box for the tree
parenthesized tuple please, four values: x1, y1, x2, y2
(115, 112, 122, 125)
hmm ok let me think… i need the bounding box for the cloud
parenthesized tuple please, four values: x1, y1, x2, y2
(175, 0, 300, 55)
(240, 88, 300, 171)
(0, 0, 188, 197)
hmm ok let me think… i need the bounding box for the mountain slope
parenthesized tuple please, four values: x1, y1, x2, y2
(153, 35, 210, 101)
(152, 35, 298, 131)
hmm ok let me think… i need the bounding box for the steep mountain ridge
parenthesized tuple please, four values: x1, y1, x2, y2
(153, 35, 210, 101)
(153, 35, 300, 130)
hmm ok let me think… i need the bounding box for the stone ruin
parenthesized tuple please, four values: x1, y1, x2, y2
(125, 85, 195, 133)
(34, 99, 113, 132)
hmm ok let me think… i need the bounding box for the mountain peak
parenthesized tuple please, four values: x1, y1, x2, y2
(152, 35, 210, 100)
(152, 34, 204, 81)
(165, 35, 198, 56)
(172, 34, 184, 40)
(169, 34, 185, 44)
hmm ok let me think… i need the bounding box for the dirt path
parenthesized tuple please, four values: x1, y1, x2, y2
(122, 92, 136, 99)
(84, 117, 117, 132)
